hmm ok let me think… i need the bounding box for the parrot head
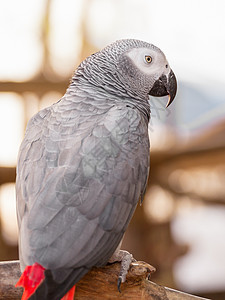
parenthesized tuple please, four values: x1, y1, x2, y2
(73, 39, 177, 107)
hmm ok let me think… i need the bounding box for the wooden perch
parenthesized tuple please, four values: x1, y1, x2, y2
(0, 260, 208, 300)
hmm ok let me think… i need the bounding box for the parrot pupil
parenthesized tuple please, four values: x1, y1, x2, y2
(145, 55, 152, 63)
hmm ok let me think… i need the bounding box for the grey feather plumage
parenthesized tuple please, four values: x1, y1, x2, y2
(16, 39, 177, 299)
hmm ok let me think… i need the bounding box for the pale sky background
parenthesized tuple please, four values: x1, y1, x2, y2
(0, 0, 225, 294)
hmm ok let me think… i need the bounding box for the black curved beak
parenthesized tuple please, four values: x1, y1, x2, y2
(149, 70, 177, 107)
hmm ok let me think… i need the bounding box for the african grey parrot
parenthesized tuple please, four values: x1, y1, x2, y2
(15, 39, 177, 300)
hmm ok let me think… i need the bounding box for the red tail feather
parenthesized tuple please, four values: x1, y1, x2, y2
(61, 285, 76, 300)
(16, 263, 76, 300)
(15, 262, 45, 300)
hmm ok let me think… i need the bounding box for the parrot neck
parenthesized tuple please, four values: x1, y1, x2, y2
(67, 78, 150, 123)
(68, 64, 150, 122)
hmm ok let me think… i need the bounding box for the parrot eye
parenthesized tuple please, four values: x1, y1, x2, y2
(145, 55, 152, 64)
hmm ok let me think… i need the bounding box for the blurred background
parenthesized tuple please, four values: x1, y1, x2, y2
(0, 0, 225, 299)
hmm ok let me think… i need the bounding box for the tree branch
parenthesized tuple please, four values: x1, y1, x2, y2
(0, 260, 208, 300)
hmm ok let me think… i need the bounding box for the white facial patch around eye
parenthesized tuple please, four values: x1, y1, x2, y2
(126, 47, 168, 76)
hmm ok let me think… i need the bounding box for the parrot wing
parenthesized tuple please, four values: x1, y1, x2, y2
(16, 95, 150, 289)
